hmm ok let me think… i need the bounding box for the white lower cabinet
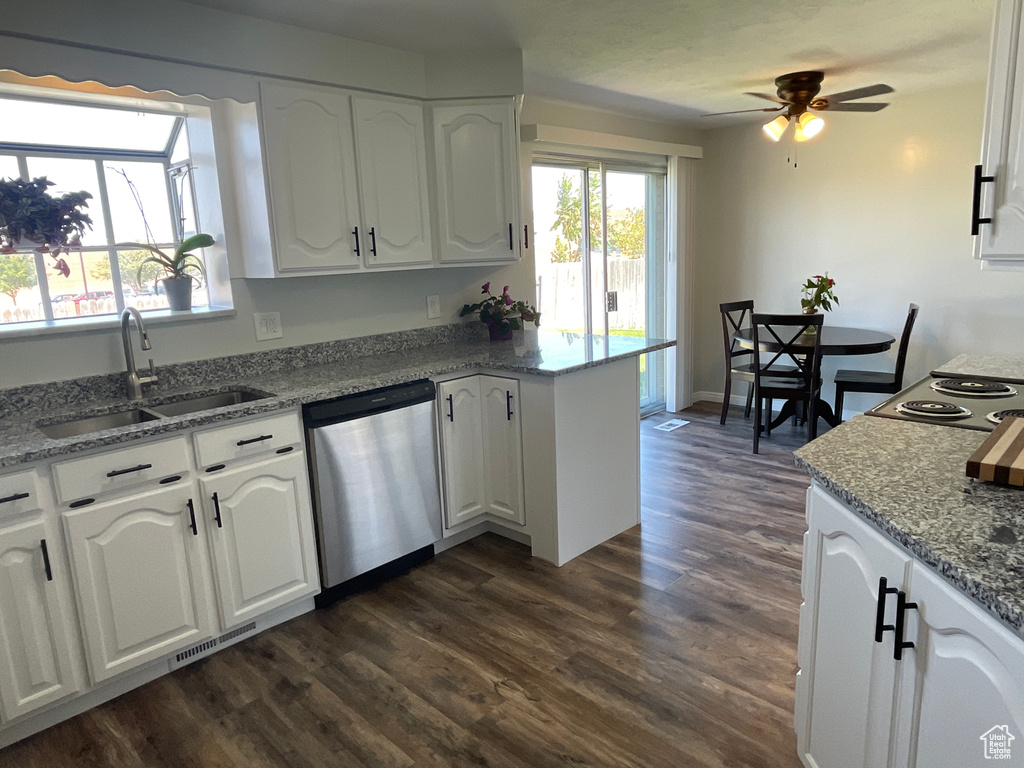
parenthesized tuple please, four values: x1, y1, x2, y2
(797, 483, 1024, 767)
(0, 516, 79, 722)
(437, 375, 525, 530)
(480, 377, 525, 524)
(62, 484, 215, 684)
(198, 451, 319, 629)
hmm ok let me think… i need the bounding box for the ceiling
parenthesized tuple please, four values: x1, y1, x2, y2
(180, 0, 995, 127)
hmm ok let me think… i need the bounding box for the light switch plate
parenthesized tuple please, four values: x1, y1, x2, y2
(426, 294, 441, 319)
(253, 312, 283, 341)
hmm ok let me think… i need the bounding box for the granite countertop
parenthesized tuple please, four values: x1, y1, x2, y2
(795, 384, 1024, 638)
(0, 328, 673, 469)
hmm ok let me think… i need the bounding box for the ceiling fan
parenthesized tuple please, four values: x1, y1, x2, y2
(704, 71, 894, 142)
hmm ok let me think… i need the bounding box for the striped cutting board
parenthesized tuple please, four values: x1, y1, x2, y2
(966, 416, 1024, 486)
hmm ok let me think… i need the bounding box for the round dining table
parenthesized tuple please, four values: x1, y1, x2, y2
(732, 325, 896, 429)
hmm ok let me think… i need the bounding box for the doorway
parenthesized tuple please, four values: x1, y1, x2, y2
(532, 161, 667, 412)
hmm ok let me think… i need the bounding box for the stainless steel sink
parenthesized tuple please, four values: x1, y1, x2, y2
(150, 389, 270, 418)
(38, 408, 163, 439)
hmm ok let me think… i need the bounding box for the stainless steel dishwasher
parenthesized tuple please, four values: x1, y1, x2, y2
(304, 380, 442, 605)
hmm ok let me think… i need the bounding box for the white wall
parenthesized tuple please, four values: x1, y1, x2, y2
(694, 82, 1024, 415)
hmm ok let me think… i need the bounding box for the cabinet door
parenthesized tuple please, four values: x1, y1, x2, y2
(63, 486, 214, 683)
(898, 561, 1024, 767)
(259, 80, 362, 273)
(797, 485, 911, 768)
(0, 518, 78, 721)
(976, 0, 1024, 263)
(199, 452, 319, 629)
(438, 378, 487, 528)
(480, 376, 525, 525)
(351, 96, 433, 266)
(433, 101, 520, 264)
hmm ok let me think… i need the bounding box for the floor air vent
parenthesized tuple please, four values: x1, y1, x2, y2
(171, 638, 218, 669)
(169, 622, 259, 670)
(219, 622, 257, 644)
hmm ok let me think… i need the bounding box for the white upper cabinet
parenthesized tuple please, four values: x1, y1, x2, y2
(351, 96, 434, 267)
(259, 80, 362, 273)
(975, 0, 1024, 265)
(432, 100, 521, 264)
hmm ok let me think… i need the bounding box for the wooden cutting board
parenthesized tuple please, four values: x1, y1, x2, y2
(966, 416, 1024, 486)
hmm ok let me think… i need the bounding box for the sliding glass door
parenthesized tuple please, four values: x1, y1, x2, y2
(532, 160, 667, 412)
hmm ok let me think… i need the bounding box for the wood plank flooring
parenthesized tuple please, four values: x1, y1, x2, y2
(0, 401, 814, 768)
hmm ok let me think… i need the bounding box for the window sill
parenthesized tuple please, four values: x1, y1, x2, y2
(0, 306, 237, 339)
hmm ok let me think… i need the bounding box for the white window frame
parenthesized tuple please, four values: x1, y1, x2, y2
(0, 80, 234, 338)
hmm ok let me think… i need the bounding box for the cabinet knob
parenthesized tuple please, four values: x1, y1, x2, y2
(369, 227, 377, 257)
(212, 492, 223, 528)
(506, 391, 514, 421)
(352, 226, 360, 256)
(446, 394, 454, 422)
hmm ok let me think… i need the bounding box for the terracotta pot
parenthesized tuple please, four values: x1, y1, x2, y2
(163, 276, 193, 311)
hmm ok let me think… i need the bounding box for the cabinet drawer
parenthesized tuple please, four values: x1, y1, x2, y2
(0, 469, 45, 521)
(52, 438, 190, 504)
(193, 412, 302, 468)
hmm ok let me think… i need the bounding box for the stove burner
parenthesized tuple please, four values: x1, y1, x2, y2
(930, 379, 1018, 398)
(895, 400, 973, 419)
(987, 409, 1024, 425)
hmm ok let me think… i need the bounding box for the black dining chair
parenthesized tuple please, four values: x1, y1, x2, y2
(719, 300, 756, 425)
(752, 313, 824, 454)
(833, 303, 919, 422)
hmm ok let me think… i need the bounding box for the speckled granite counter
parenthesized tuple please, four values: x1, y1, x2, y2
(933, 354, 1024, 383)
(796, 405, 1024, 638)
(0, 327, 673, 469)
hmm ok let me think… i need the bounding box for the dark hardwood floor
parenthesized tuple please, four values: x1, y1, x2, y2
(1, 401, 814, 768)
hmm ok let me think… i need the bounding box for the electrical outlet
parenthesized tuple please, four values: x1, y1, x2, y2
(253, 312, 283, 341)
(426, 294, 441, 319)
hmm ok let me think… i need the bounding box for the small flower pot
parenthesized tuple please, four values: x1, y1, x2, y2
(801, 306, 818, 315)
(488, 321, 514, 341)
(163, 276, 193, 311)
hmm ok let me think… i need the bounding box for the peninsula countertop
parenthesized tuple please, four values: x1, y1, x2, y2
(0, 329, 674, 469)
(795, 355, 1024, 638)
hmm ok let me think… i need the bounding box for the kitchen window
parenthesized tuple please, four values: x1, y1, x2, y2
(0, 82, 233, 335)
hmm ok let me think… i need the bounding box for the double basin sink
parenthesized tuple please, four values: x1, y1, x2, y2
(37, 389, 273, 439)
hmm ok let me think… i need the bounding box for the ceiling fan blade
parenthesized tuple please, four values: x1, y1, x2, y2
(816, 101, 890, 112)
(819, 84, 895, 103)
(743, 91, 790, 104)
(701, 106, 787, 117)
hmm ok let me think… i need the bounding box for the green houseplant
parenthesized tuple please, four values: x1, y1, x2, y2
(131, 233, 214, 311)
(801, 273, 839, 313)
(0, 177, 93, 278)
(460, 282, 540, 340)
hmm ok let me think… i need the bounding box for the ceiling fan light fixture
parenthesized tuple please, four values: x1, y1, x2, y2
(762, 114, 790, 142)
(795, 111, 825, 142)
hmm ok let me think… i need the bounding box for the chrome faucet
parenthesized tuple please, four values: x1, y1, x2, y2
(120, 307, 158, 401)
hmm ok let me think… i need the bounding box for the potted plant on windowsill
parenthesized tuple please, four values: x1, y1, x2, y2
(131, 233, 214, 311)
(0, 176, 93, 277)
